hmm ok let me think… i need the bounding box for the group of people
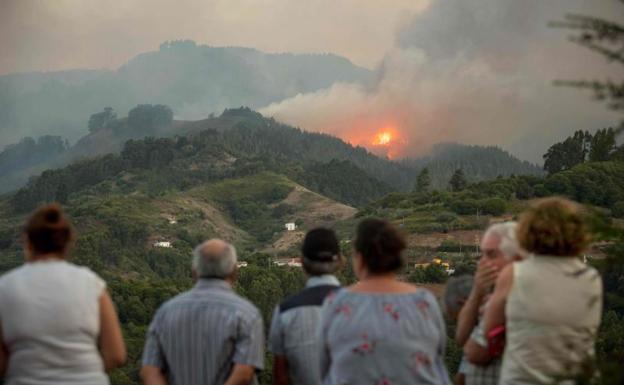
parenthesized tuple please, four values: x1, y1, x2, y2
(0, 196, 602, 385)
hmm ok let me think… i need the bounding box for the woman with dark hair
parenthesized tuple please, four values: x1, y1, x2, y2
(484, 197, 602, 384)
(319, 218, 451, 385)
(0, 204, 126, 384)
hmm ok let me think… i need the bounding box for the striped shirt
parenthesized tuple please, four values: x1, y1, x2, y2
(142, 278, 264, 385)
(268, 275, 340, 385)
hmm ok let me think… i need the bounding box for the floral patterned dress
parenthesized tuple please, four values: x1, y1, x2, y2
(319, 288, 451, 385)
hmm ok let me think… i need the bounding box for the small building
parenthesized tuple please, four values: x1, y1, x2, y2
(153, 241, 172, 248)
(236, 261, 249, 268)
(414, 257, 454, 275)
(287, 258, 302, 267)
(274, 258, 302, 267)
(285, 222, 297, 231)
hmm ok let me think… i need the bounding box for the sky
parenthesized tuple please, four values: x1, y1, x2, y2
(0, 0, 428, 74)
(1, 0, 622, 162)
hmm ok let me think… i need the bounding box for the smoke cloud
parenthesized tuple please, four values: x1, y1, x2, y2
(261, 0, 622, 162)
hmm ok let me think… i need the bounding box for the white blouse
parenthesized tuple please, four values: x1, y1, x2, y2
(501, 256, 602, 385)
(0, 260, 109, 385)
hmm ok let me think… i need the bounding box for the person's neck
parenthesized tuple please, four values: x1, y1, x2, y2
(358, 272, 396, 282)
(28, 253, 64, 263)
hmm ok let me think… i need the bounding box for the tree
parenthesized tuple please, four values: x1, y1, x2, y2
(589, 127, 617, 161)
(552, 1, 624, 130)
(543, 130, 592, 174)
(127, 104, 173, 135)
(88, 107, 117, 133)
(414, 167, 431, 192)
(448, 169, 467, 192)
(480, 197, 507, 216)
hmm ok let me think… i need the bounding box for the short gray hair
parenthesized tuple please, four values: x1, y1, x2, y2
(483, 222, 527, 260)
(192, 239, 237, 279)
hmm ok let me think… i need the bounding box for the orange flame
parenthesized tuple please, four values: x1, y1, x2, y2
(373, 131, 393, 146)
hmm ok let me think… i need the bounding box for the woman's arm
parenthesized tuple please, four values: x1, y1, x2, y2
(483, 264, 514, 336)
(99, 290, 127, 371)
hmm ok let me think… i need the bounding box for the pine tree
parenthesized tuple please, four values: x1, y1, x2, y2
(589, 127, 617, 162)
(449, 169, 468, 192)
(414, 167, 431, 192)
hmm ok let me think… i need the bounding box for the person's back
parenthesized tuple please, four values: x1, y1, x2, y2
(269, 228, 341, 385)
(484, 198, 604, 385)
(0, 260, 108, 385)
(321, 288, 449, 385)
(141, 239, 264, 385)
(319, 218, 451, 385)
(145, 279, 263, 385)
(0, 204, 125, 385)
(501, 255, 602, 384)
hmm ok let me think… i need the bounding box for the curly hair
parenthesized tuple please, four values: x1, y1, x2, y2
(517, 197, 590, 257)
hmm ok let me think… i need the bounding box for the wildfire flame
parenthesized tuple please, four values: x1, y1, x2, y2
(373, 131, 393, 146)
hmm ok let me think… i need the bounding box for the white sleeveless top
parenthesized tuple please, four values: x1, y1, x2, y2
(500, 256, 602, 385)
(0, 260, 109, 385)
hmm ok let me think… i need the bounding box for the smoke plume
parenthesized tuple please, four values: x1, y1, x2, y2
(260, 0, 622, 162)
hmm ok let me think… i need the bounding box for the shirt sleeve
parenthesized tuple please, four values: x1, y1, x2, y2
(318, 295, 334, 380)
(233, 311, 265, 370)
(142, 311, 166, 369)
(469, 318, 488, 347)
(268, 306, 284, 355)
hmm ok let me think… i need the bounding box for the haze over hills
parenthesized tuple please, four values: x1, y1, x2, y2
(0, 107, 543, 195)
(0, 40, 373, 145)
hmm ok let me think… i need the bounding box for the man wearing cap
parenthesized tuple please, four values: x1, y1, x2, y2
(268, 228, 342, 385)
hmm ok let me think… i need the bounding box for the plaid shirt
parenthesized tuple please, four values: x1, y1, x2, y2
(465, 316, 502, 385)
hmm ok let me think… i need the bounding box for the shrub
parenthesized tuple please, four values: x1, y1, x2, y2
(480, 198, 507, 216)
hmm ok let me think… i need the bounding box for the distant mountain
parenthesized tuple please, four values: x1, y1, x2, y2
(402, 143, 544, 189)
(0, 40, 373, 144)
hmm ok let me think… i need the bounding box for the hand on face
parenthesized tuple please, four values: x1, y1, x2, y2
(473, 258, 499, 298)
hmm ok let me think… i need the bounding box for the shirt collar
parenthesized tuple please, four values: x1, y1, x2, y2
(306, 274, 340, 288)
(195, 278, 232, 291)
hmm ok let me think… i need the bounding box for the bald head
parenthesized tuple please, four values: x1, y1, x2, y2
(192, 239, 238, 279)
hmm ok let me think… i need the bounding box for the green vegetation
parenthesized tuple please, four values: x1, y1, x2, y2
(543, 128, 622, 174)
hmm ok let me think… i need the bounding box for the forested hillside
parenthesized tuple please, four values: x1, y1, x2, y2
(1, 122, 623, 383)
(402, 143, 543, 189)
(0, 40, 372, 144)
(0, 106, 546, 194)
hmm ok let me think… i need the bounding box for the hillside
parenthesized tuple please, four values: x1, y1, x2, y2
(0, 141, 623, 384)
(402, 143, 544, 189)
(0, 107, 547, 195)
(0, 40, 372, 144)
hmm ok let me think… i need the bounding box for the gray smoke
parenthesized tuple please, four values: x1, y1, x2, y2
(261, 0, 622, 162)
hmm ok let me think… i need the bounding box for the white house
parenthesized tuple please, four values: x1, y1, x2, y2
(153, 241, 172, 248)
(285, 222, 296, 231)
(286, 258, 302, 267)
(236, 261, 249, 268)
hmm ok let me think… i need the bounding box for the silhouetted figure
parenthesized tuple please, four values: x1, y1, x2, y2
(0, 204, 126, 384)
(269, 228, 342, 385)
(319, 218, 451, 385)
